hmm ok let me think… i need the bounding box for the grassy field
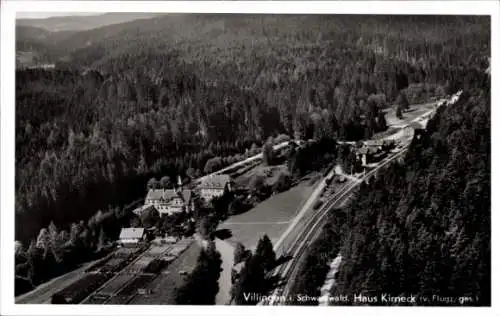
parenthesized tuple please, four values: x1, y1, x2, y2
(218, 176, 319, 250)
(128, 241, 201, 305)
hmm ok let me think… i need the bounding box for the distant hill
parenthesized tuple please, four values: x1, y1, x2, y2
(15, 26, 72, 67)
(16, 13, 165, 32)
(16, 13, 164, 67)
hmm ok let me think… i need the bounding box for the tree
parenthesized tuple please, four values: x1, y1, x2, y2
(255, 234, 276, 272)
(198, 216, 215, 239)
(249, 174, 266, 197)
(186, 167, 196, 179)
(249, 143, 260, 155)
(130, 216, 141, 228)
(274, 134, 291, 144)
(262, 140, 274, 166)
(234, 242, 248, 264)
(175, 244, 222, 304)
(231, 254, 267, 305)
(396, 106, 403, 119)
(396, 91, 409, 111)
(35, 228, 50, 250)
(140, 206, 160, 228)
(159, 176, 172, 189)
(147, 177, 159, 190)
(272, 171, 292, 193)
(204, 157, 222, 174)
(97, 227, 106, 251)
(377, 111, 388, 131)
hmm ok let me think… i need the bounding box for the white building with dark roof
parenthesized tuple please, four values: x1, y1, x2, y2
(198, 174, 232, 202)
(119, 227, 145, 244)
(145, 188, 193, 216)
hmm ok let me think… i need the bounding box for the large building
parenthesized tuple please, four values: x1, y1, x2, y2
(145, 188, 193, 216)
(198, 174, 232, 202)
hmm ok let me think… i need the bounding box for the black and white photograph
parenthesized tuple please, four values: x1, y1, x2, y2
(1, 1, 498, 315)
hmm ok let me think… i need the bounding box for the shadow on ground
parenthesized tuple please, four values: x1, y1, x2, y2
(274, 254, 293, 267)
(214, 228, 233, 240)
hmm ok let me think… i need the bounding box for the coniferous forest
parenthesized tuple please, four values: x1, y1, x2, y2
(289, 80, 490, 305)
(15, 14, 490, 300)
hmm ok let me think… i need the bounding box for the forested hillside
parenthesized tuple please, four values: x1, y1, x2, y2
(15, 14, 489, 251)
(290, 77, 490, 305)
(335, 80, 490, 305)
(17, 13, 164, 32)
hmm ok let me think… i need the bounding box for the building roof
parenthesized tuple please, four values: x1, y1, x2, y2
(358, 146, 379, 155)
(364, 140, 384, 147)
(199, 174, 231, 189)
(358, 147, 369, 155)
(146, 189, 187, 202)
(146, 189, 164, 201)
(119, 228, 145, 240)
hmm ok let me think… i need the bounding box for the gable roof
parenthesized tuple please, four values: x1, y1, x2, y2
(146, 189, 164, 201)
(364, 140, 384, 147)
(358, 147, 379, 155)
(358, 147, 368, 155)
(199, 174, 231, 189)
(119, 227, 145, 240)
(146, 189, 181, 201)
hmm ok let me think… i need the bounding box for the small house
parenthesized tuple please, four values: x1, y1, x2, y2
(198, 174, 233, 202)
(119, 227, 145, 245)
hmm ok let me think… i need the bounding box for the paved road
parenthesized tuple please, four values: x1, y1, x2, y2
(318, 254, 343, 306)
(215, 238, 235, 305)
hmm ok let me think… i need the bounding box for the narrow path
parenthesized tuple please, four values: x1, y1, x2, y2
(215, 238, 235, 305)
(318, 254, 342, 306)
(222, 221, 291, 225)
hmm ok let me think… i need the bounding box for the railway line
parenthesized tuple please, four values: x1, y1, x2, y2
(262, 143, 411, 305)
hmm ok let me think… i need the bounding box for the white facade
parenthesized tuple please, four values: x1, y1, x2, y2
(201, 188, 225, 202)
(145, 189, 192, 217)
(119, 228, 145, 244)
(120, 238, 141, 244)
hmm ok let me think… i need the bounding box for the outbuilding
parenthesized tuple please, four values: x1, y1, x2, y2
(119, 227, 146, 245)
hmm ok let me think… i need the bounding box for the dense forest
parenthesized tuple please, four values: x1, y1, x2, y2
(289, 78, 490, 305)
(15, 14, 489, 294)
